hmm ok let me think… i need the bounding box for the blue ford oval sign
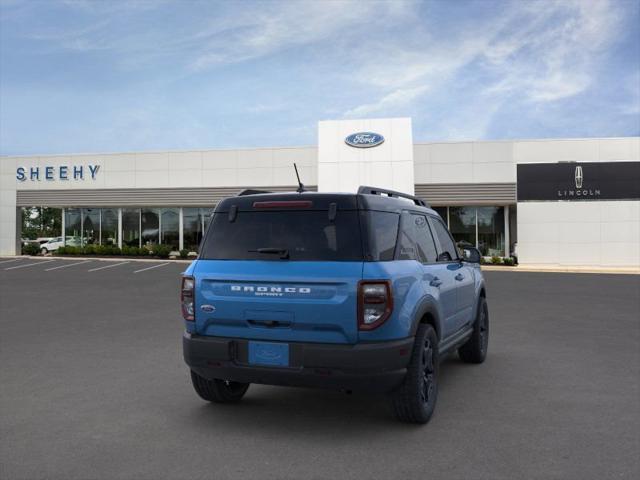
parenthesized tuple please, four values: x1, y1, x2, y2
(345, 132, 385, 148)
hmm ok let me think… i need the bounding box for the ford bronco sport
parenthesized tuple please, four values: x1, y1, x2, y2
(182, 186, 488, 423)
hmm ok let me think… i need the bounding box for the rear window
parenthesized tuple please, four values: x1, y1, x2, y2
(200, 211, 363, 261)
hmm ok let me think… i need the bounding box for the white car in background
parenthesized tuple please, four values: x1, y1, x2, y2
(40, 236, 81, 254)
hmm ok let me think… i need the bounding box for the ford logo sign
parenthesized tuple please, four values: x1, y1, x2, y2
(345, 132, 385, 148)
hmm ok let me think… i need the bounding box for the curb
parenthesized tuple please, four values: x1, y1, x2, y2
(0, 255, 193, 264)
(481, 265, 640, 275)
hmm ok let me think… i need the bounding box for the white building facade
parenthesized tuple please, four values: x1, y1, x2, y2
(1, 118, 638, 268)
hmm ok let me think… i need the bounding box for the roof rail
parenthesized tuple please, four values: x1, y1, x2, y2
(357, 185, 429, 207)
(237, 189, 272, 196)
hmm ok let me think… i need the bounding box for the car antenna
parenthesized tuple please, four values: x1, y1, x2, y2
(294, 163, 306, 193)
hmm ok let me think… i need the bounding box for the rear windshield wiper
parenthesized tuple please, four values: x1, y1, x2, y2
(248, 247, 290, 259)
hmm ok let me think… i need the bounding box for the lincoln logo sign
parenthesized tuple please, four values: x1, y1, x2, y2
(345, 132, 385, 148)
(575, 166, 583, 188)
(516, 162, 640, 202)
(16, 164, 100, 182)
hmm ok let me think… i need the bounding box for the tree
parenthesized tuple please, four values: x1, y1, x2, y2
(21, 207, 62, 239)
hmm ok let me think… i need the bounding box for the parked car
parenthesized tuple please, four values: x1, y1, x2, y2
(181, 186, 489, 423)
(40, 236, 81, 254)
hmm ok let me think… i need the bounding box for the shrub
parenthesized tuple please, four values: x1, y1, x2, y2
(125, 246, 139, 256)
(490, 255, 502, 265)
(153, 244, 171, 259)
(503, 257, 515, 266)
(479, 256, 486, 265)
(107, 245, 119, 255)
(22, 243, 41, 256)
(139, 246, 151, 257)
(179, 249, 189, 259)
(83, 245, 96, 255)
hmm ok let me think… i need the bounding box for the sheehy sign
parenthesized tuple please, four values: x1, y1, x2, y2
(517, 161, 640, 201)
(16, 165, 100, 181)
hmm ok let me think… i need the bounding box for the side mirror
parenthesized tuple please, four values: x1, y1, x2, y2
(437, 252, 452, 262)
(462, 247, 481, 264)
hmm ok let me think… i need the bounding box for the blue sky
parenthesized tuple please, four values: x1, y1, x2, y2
(1, 0, 639, 155)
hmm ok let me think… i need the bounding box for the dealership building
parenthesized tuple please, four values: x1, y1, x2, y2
(1, 118, 639, 268)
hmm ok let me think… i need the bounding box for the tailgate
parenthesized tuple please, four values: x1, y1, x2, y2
(194, 260, 363, 344)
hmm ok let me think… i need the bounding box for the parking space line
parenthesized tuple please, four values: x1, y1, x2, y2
(5, 260, 56, 270)
(88, 261, 129, 272)
(45, 260, 92, 271)
(133, 262, 170, 273)
(0, 258, 24, 265)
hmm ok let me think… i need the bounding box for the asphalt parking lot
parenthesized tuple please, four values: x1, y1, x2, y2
(0, 258, 638, 480)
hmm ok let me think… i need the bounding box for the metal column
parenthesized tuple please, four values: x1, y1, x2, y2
(178, 208, 184, 251)
(117, 208, 123, 249)
(504, 205, 510, 257)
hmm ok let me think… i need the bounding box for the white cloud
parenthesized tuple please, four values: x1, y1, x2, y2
(188, 1, 413, 71)
(344, 85, 429, 118)
(343, 0, 626, 135)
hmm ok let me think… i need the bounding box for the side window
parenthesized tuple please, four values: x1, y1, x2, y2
(396, 213, 438, 263)
(412, 214, 438, 263)
(397, 214, 418, 261)
(429, 216, 458, 262)
(365, 211, 399, 261)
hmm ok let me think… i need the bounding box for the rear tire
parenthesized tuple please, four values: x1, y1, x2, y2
(458, 297, 489, 364)
(190, 370, 249, 403)
(391, 323, 438, 424)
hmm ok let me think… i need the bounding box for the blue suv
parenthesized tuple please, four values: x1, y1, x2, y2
(182, 186, 488, 423)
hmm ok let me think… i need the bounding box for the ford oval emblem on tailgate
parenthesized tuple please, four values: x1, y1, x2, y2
(200, 304, 215, 313)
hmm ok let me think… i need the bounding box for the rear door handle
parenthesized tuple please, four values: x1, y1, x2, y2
(455, 273, 464, 281)
(430, 277, 443, 287)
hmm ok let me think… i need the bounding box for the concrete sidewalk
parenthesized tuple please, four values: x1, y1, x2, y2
(482, 264, 640, 275)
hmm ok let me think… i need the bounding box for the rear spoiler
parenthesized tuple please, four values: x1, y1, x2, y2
(357, 186, 429, 208)
(237, 189, 273, 196)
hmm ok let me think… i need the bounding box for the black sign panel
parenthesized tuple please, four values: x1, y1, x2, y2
(517, 161, 640, 201)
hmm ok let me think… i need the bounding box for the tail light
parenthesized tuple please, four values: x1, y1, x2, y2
(358, 280, 393, 330)
(181, 276, 195, 321)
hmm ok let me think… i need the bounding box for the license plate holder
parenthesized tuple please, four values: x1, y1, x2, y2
(248, 341, 289, 367)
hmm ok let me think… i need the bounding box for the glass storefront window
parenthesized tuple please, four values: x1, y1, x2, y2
(432, 207, 447, 225)
(449, 207, 476, 248)
(477, 207, 504, 256)
(203, 208, 214, 229)
(183, 207, 204, 252)
(122, 208, 140, 247)
(101, 208, 118, 246)
(160, 208, 179, 250)
(64, 208, 82, 246)
(21, 207, 62, 240)
(82, 208, 100, 245)
(141, 208, 159, 247)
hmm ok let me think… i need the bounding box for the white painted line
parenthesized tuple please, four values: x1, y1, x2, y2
(45, 260, 91, 271)
(0, 258, 24, 265)
(5, 260, 56, 270)
(133, 262, 170, 273)
(88, 261, 129, 272)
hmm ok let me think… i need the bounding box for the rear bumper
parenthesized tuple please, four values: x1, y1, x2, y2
(183, 332, 414, 393)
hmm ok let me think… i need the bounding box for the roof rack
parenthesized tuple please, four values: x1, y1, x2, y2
(238, 189, 272, 196)
(357, 185, 429, 208)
